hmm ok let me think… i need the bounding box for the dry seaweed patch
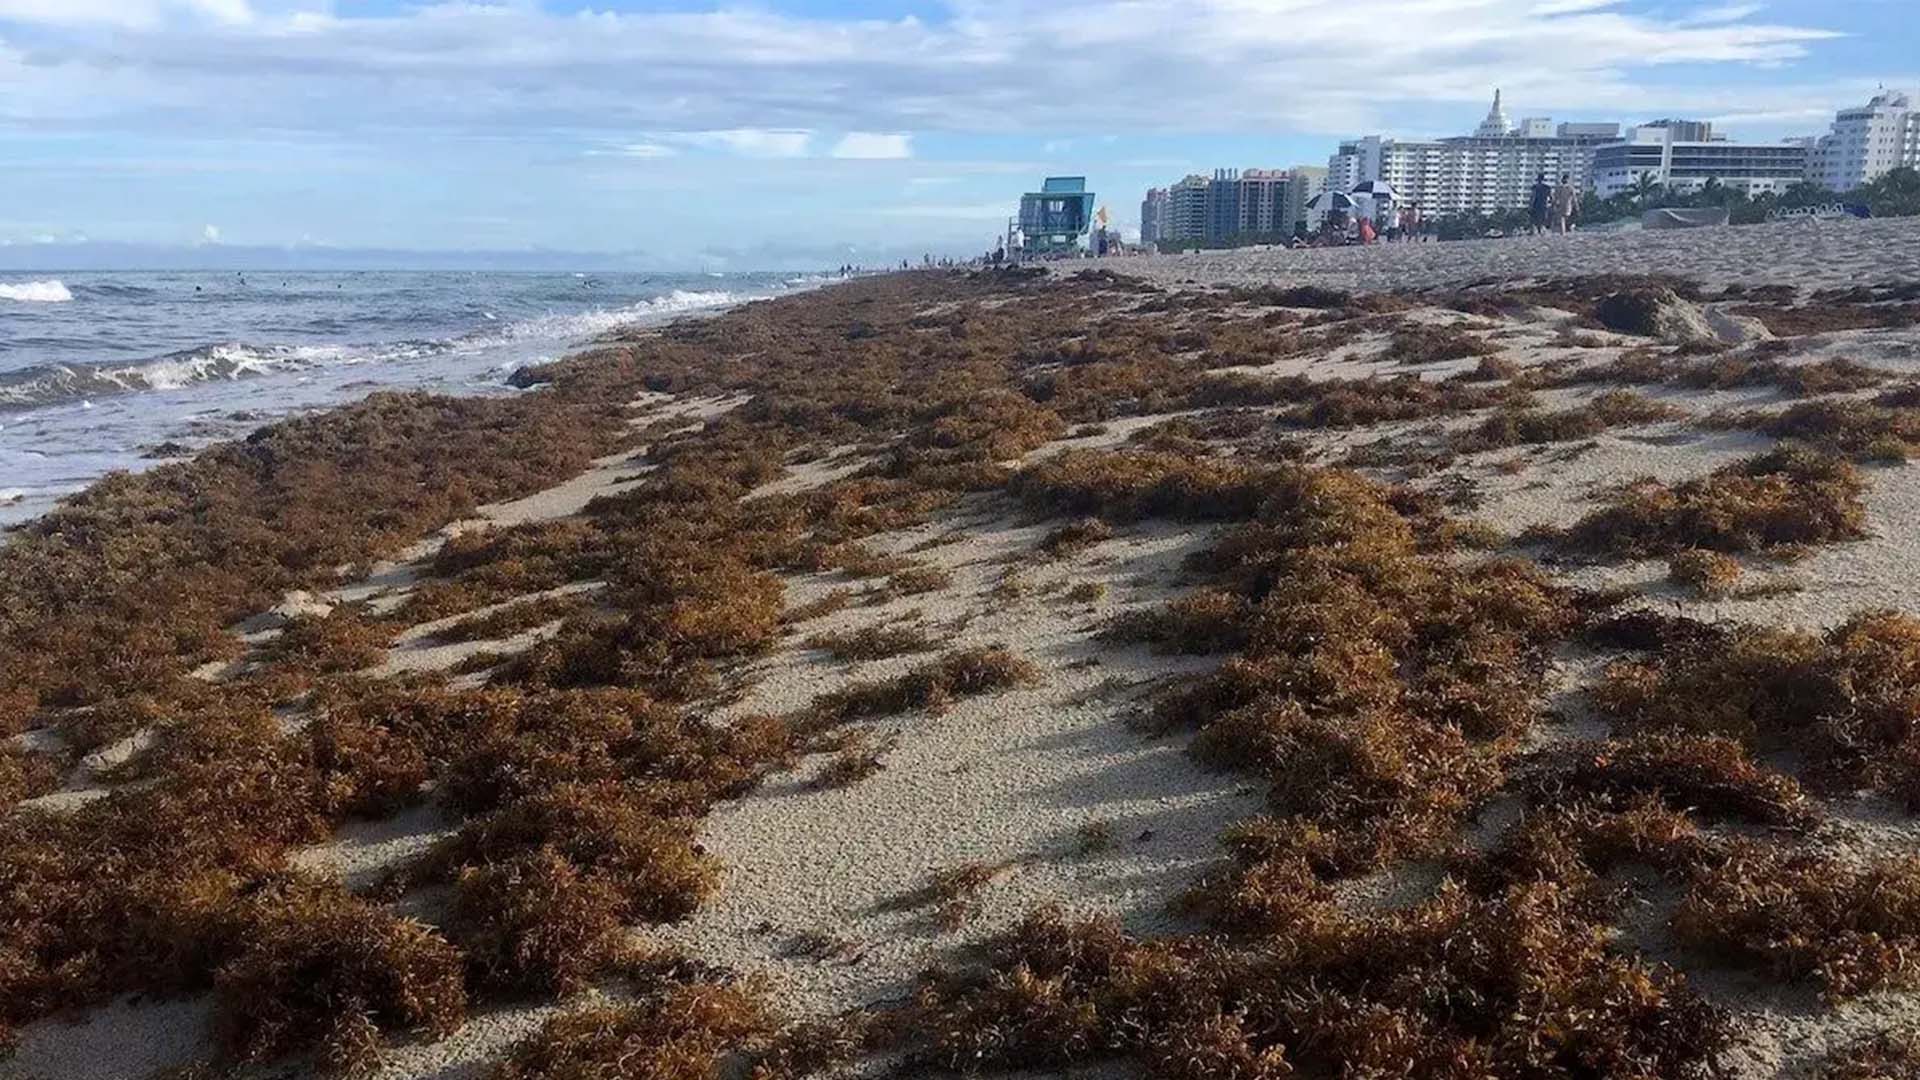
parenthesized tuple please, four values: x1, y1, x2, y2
(809, 732, 895, 791)
(877, 563, 954, 598)
(1534, 734, 1817, 829)
(1723, 398, 1920, 463)
(888, 860, 1017, 930)
(1, 742, 65, 805)
(0, 390, 629, 732)
(1680, 354, 1889, 397)
(1380, 323, 1500, 366)
(1038, 517, 1114, 558)
(1014, 450, 1273, 522)
(432, 593, 595, 645)
(265, 606, 396, 676)
(1820, 1028, 1920, 1079)
(1451, 389, 1681, 454)
(1104, 590, 1251, 655)
(804, 624, 934, 662)
(1454, 354, 1520, 382)
(1547, 446, 1866, 558)
(811, 647, 1038, 723)
(1673, 846, 1920, 1000)
(908, 892, 1728, 1078)
(1541, 349, 1893, 400)
(1592, 610, 1920, 804)
(489, 981, 772, 1080)
(1668, 549, 1744, 598)
(213, 876, 467, 1075)
(1728, 301, 1920, 337)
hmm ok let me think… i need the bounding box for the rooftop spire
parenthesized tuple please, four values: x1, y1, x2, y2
(1475, 88, 1511, 138)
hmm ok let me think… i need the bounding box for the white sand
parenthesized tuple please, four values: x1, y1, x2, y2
(1103, 214, 1920, 293)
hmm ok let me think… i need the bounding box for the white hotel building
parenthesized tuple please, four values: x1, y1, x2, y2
(1328, 90, 1853, 215)
(1804, 90, 1919, 192)
(1591, 121, 1808, 200)
(1327, 91, 1622, 216)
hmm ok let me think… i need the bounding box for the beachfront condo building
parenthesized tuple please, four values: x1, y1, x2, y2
(1591, 122, 1809, 200)
(1148, 169, 1314, 247)
(1804, 90, 1920, 192)
(1139, 187, 1167, 245)
(1326, 91, 1622, 216)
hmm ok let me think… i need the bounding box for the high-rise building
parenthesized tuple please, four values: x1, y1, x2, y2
(1325, 91, 1621, 216)
(1139, 188, 1168, 246)
(1147, 169, 1314, 246)
(1805, 90, 1919, 192)
(1591, 124, 1807, 199)
(1164, 174, 1211, 243)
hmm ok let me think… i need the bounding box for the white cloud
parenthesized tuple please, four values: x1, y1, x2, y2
(877, 201, 1015, 220)
(674, 129, 813, 158)
(831, 132, 913, 159)
(0, 0, 250, 27)
(0, 0, 1854, 141)
(590, 142, 679, 159)
(201, 223, 221, 243)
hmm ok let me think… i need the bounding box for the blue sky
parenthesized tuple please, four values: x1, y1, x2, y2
(0, 0, 1913, 269)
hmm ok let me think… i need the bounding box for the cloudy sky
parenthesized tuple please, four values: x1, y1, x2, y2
(0, 0, 1912, 267)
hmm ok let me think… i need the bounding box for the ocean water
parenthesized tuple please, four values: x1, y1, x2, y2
(0, 269, 819, 525)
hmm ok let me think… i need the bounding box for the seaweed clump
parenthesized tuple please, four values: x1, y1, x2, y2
(1593, 610, 1920, 803)
(1549, 446, 1865, 558)
(1673, 845, 1920, 1000)
(910, 895, 1727, 1079)
(814, 647, 1037, 722)
(491, 982, 772, 1080)
(214, 877, 467, 1074)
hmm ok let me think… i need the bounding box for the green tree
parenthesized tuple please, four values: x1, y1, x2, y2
(1631, 172, 1663, 204)
(1861, 166, 1920, 217)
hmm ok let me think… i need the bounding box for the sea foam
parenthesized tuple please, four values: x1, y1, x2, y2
(0, 280, 74, 303)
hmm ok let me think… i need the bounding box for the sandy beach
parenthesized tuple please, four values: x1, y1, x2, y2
(7, 217, 1920, 1080)
(1108, 214, 1920, 292)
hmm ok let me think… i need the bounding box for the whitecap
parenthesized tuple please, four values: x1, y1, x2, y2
(0, 279, 74, 303)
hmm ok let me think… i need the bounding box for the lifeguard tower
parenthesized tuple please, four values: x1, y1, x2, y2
(1016, 177, 1097, 256)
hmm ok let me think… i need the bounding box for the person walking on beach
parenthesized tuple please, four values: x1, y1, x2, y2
(1528, 173, 1552, 236)
(1552, 174, 1580, 234)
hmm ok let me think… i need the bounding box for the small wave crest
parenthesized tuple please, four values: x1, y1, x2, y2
(0, 341, 440, 411)
(0, 280, 74, 304)
(457, 289, 746, 346)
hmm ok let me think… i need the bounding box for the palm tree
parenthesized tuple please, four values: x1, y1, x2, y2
(1631, 172, 1662, 205)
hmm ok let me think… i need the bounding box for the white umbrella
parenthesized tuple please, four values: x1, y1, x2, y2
(1349, 180, 1398, 200)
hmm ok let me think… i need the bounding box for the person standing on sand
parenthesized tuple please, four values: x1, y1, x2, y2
(1529, 173, 1552, 236)
(1552, 174, 1579, 234)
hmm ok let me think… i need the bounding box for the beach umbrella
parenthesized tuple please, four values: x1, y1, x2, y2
(1349, 180, 1398, 200)
(1306, 190, 1355, 211)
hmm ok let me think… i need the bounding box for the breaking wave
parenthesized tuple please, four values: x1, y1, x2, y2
(0, 280, 73, 304)
(0, 287, 751, 412)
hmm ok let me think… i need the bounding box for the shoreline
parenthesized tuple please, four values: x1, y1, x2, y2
(0, 275, 821, 529)
(5, 226, 1920, 1077)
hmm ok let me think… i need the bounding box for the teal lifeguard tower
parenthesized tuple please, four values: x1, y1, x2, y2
(1017, 177, 1097, 256)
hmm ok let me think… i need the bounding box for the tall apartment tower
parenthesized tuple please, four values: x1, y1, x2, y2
(1148, 170, 1312, 246)
(1139, 188, 1168, 245)
(1806, 90, 1919, 192)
